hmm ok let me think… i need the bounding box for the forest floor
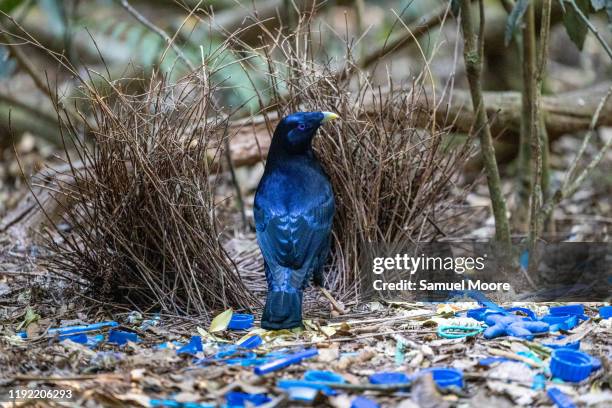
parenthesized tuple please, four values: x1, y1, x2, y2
(0, 135, 611, 407)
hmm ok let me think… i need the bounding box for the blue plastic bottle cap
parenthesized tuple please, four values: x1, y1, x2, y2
(599, 306, 612, 319)
(549, 305, 584, 316)
(351, 396, 380, 408)
(550, 349, 593, 382)
(420, 367, 464, 389)
(228, 314, 254, 330)
(368, 372, 410, 385)
(304, 370, 346, 383)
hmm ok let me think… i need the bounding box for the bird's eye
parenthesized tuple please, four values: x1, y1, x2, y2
(297, 123, 306, 131)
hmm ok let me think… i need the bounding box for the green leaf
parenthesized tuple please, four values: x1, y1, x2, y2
(0, 0, 23, 13)
(505, 0, 530, 47)
(16, 307, 40, 331)
(209, 308, 233, 333)
(562, 0, 591, 50)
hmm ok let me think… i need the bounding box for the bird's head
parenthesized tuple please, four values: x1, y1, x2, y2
(270, 111, 339, 155)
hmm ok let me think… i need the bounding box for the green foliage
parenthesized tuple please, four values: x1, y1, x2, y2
(505, 0, 530, 46)
(561, 0, 591, 50)
(0, 0, 23, 13)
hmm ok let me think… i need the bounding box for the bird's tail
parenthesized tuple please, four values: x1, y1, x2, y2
(261, 290, 303, 330)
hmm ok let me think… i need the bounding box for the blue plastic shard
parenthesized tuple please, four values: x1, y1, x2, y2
(59, 333, 88, 344)
(599, 306, 612, 319)
(150, 399, 215, 408)
(351, 396, 380, 408)
(108, 330, 140, 345)
(177, 336, 203, 355)
(547, 387, 577, 408)
(49, 321, 119, 336)
(277, 380, 336, 396)
(237, 335, 262, 349)
(254, 348, 318, 375)
(225, 391, 270, 407)
(303, 370, 345, 383)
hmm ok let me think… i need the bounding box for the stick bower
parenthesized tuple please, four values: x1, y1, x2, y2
(43, 74, 256, 318)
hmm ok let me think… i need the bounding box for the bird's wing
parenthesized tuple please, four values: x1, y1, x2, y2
(254, 188, 334, 290)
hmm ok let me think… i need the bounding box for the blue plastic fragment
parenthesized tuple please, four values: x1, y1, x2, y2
(543, 336, 581, 350)
(419, 367, 463, 389)
(254, 348, 318, 375)
(225, 391, 270, 407)
(351, 396, 380, 408)
(519, 250, 529, 269)
(150, 399, 214, 408)
(237, 335, 262, 349)
(49, 321, 119, 336)
(484, 314, 549, 340)
(542, 314, 579, 331)
(277, 380, 336, 396)
(177, 336, 203, 355)
(547, 387, 577, 408)
(549, 305, 584, 317)
(550, 349, 593, 382)
(108, 330, 140, 345)
(369, 372, 410, 385)
(60, 333, 88, 344)
(532, 374, 546, 390)
(228, 314, 254, 330)
(87, 334, 105, 348)
(304, 370, 345, 383)
(478, 357, 510, 366)
(599, 306, 612, 319)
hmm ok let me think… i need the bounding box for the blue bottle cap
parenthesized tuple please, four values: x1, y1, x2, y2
(550, 349, 593, 382)
(228, 314, 254, 330)
(599, 306, 612, 319)
(225, 391, 270, 407)
(549, 305, 584, 316)
(419, 367, 463, 389)
(304, 370, 346, 383)
(351, 396, 380, 408)
(369, 372, 410, 385)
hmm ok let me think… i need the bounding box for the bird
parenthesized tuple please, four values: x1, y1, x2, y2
(254, 111, 339, 330)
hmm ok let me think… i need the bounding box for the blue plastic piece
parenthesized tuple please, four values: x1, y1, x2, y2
(49, 321, 119, 336)
(277, 380, 336, 396)
(419, 368, 463, 389)
(351, 396, 380, 408)
(60, 333, 88, 344)
(532, 374, 546, 390)
(254, 348, 318, 375)
(108, 330, 140, 345)
(225, 392, 270, 407)
(237, 335, 262, 349)
(550, 349, 593, 382)
(599, 306, 612, 319)
(484, 314, 549, 340)
(547, 387, 577, 408)
(549, 305, 584, 316)
(177, 336, 203, 355)
(150, 399, 214, 408)
(304, 370, 345, 383)
(543, 336, 581, 350)
(542, 314, 579, 331)
(478, 357, 510, 366)
(369, 372, 410, 385)
(591, 356, 602, 371)
(228, 314, 254, 330)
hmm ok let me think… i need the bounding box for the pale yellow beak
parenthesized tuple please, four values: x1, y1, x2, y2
(321, 111, 340, 123)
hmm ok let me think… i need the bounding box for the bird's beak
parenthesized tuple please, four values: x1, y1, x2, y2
(321, 111, 340, 123)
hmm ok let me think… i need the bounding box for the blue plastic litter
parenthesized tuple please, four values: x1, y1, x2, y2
(543, 336, 581, 350)
(284, 386, 318, 402)
(369, 372, 410, 385)
(478, 357, 510, 366)
(599, 306, 612, 319)
(590, 356, 602, 372)
(277, 380, 336, 396)
(547, 387, 577, 408)
(550, 349, 593, 382)
(177, 336, 203, 355)
(484, 314, 549, 340)
(549, 305, 584, 316)
(542, 314, 579, 331)
(227, 314, 254, 330)
(419, 367, 463, 389)
(532, 374, 546, 390)
(351, 396, 380, 408)
(108, 330, 140, 345)
(60, 333, 88, 344)
(150, 399, 214, 408)
(225, 391, 270, 407)
(237, 335, 262, 349)
(304, 370, 345, 383)
(49, 321, 119, 336)
(254, 348, 318, 375)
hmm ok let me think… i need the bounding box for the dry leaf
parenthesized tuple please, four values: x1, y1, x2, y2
(209, 309, 233, 333)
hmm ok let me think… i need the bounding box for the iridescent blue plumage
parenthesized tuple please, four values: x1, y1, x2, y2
(254, 111, 338, 329)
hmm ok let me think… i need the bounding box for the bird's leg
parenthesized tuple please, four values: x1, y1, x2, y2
(318, 286, 346, 315)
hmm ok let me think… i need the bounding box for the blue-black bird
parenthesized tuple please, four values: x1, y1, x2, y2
(254, 111, 339, 329)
